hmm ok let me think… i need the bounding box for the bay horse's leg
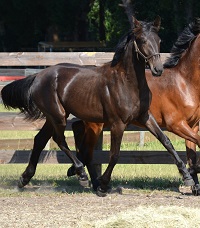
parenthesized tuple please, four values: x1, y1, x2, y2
(97, 121, 126, 197)
(69, 121, 103, 190)
(18, 120, 54, 188)
(168, 121, 200, 171)
(166, 121, 200, 195)
(185, 125, 199, 184)
(82, 122, 104, 190)
(139, 111, 194, 186)
(185, 125, 200, 195)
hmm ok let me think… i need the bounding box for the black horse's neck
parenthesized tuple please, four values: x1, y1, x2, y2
(123, 40, 147, 88)
(123, 40, 151, 113)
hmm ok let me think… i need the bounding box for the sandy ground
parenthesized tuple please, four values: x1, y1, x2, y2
(1, 186, 200, 228)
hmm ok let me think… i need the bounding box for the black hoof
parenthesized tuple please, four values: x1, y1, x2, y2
(17, 177, 25, 188)
(15, 186, 24, 192)
(96, 186, 108, 197)
(92, 179, 100, 191)
(191, 184, 200, 196)
(184, 178, 195, 186)
(67, 166, 76, 177)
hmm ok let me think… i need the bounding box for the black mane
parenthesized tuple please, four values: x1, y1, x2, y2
(164, 18, 200, 68)
(111, 31, 132, 67)
(111, 21, 158, 67)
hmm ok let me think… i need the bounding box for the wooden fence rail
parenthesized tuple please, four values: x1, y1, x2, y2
(0, 52, 195, 166)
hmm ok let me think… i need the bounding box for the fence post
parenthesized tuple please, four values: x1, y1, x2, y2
(139, 131, 145, 147)
(44, 140, 50, 150)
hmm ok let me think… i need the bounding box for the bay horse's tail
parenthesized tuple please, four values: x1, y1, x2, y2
(1, 74, 43, 120)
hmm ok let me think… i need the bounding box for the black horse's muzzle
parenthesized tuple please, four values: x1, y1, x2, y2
(148, 55, 164, 77)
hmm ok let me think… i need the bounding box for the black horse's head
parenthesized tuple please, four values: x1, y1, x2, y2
(132, 16, 163, 76)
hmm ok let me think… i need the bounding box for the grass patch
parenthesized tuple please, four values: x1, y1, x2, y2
(0, 131, 39, 139)
(0, 164, 86, 196)
(104, 138, 187, 151)
(0, 104, 18, 112)
(107, 164, 182, 191)
(0, 130, 74, 140)
(0, 164, 187, 196)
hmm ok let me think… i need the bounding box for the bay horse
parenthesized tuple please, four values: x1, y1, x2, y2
(1, 16, 194, 197)
(68, 18, 200, 195)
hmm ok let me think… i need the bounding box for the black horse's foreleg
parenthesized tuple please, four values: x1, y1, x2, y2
(139, 111, 194, 186)
(18, 121, 54, 188)
(97, 122, 126, 197)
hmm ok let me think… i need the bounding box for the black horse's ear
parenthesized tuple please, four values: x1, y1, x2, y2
(132, 16, 141, 28)
(153, 15, 161, 31)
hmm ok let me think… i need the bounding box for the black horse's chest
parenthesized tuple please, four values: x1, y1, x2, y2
(101, 78, 146, 123)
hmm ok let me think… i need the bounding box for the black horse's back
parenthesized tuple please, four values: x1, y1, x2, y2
(1, 74, 43, 120)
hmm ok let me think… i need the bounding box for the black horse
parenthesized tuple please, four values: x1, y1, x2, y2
(1, 16, 194, 196)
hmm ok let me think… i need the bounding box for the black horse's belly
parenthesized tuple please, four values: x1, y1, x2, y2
(59, 71, 105, 121)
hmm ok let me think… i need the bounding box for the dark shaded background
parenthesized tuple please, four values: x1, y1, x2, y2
(0, 0, 199, 52)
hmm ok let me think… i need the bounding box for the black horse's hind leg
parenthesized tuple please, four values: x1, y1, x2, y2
(18, 121, 54, 188)
(50, 117, 88, 186)
(139, 111, 194, 186)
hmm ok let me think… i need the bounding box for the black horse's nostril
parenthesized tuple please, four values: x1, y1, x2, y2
(157, 69, 163, 76)
(154, 66, 163, 76)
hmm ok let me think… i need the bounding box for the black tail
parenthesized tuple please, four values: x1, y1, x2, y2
(1, 74, 43, 120)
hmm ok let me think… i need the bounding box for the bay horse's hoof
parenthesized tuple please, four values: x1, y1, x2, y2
(191, 184, 200, 196)
(96, 186, 108, 197)
(78, 173, 89, 188)
(78, 178, 89, 188)
(184, 178, 195, 186)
